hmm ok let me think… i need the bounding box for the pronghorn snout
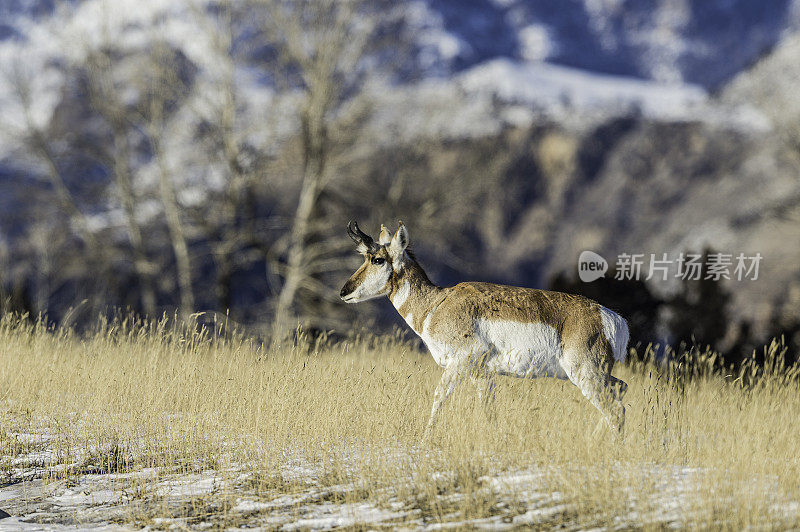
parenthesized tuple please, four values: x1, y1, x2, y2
(340, 285, 352, 301)
(340, 278, 359, 302)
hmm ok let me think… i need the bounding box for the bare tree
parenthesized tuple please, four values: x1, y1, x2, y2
(254, 0, 385, 338)
(0, 231, 8, 313)
(138, 41, 196, 320)
(1, 59, 117, 317)
(0, 0, 409, 328)
(5, 63, 102, 256)
(196, 3, 257, 313)
(84, 49, 158, 317)
(166, 1, 280, 317)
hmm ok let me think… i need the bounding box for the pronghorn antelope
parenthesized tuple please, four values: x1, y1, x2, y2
(340, 221, 629, 436)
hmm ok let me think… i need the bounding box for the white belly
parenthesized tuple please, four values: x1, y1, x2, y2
(474, 319, 567, 379)
(409, 312, 567, 378)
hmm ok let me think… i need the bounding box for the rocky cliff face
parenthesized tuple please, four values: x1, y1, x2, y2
(546, 120, 800, 334)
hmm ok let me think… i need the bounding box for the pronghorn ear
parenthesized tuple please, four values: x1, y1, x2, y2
(389, 222, 409, 264)
(378, 224, 392, 245)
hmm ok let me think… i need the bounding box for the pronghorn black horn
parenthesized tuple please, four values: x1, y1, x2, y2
(347, 220, 377, 250)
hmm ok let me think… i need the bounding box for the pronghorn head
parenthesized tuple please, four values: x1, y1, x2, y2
(340, 220, 409, 303)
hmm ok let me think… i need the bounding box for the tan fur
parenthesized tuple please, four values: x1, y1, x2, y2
(387, 259, 614, 368)
(342, 222, 629, 437)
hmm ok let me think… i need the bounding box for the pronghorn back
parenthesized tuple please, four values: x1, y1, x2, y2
(402, 281, 628, 376)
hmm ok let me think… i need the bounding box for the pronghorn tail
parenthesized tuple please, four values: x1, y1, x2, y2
(600, 306, 630, 362)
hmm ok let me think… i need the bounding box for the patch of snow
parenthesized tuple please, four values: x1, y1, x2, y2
(281, 502, 406, 531)
(458, 58, 709, 122)
(2, 426, 800, 530)
(230, 498, 273, 513)
(519, 24, 556, 62)
(50, 487, 121, 506)
(405, 1, 470, 71)
(0, 517, 127, 531)
(154, 471, 224, 498)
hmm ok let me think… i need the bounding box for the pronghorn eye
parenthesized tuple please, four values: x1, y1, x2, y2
(372, 257, 385, 265)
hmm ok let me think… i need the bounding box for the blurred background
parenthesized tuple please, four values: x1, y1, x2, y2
(0, 0, 799, 365)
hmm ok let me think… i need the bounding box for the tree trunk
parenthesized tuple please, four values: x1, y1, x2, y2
(153, 137, 195, 320)
(112, 128, 157, 317)
(272, 106, 327, 340)
(31, 130, 101, 253)
(272, 173, 321, 338)
(28, 128, 110, 311)
(214, 251, 234, 313)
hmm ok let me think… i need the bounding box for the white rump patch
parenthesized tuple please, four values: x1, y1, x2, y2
(474, 319, 567, 379)
(599, 306, 629, 362)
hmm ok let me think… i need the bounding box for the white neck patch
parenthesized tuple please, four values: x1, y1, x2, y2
(391, 281, 410, 309)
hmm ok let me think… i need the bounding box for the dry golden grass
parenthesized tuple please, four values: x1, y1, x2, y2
(1, 313, 800, 529)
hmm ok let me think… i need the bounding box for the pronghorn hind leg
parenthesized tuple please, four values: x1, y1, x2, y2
(607, 374, 628, 401)
(562, 356, 626, 434)
(604, 371, 628, 433)
(599, 374, 627, 435)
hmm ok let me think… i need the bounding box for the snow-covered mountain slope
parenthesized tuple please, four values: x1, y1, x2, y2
(413, 0, 800, 88)
(722, 32, 800, 134)
(358, 58, 767, 148)
(0, 0, 796, 140)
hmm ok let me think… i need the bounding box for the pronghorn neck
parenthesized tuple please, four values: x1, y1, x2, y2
(388, 252, 442, 333)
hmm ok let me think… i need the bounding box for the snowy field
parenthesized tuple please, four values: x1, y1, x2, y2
(6, 432, 795, 530)
(2, 316, 800, 530)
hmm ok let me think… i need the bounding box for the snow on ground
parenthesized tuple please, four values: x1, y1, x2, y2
(0, 462, 411, 530)
(4, 425, 800, 530)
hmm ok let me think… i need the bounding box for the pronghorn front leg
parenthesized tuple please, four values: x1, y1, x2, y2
(423, 360, 466, 440)
(469, 374, 496, 421)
